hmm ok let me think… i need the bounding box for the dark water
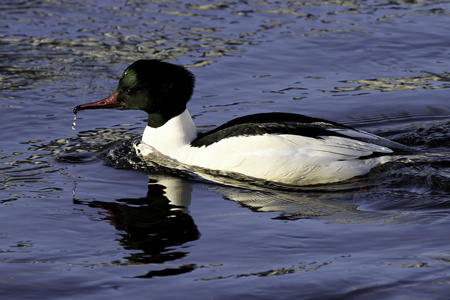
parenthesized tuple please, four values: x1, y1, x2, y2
(1, 0, 450, 299)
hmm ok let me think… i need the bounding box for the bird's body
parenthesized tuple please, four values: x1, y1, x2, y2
(74, 59, 415, 186)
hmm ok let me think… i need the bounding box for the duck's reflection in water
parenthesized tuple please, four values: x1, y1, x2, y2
(74, 170, 432, 278)
(75, 176, 199, 278)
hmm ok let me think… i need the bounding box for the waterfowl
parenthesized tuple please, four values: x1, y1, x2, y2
(74, 59, 414, 186)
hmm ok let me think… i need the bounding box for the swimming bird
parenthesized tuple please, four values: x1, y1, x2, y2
(74, 59, 415, 186)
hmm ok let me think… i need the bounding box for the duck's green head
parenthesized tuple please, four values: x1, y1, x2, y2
(74, 59, 195, 127)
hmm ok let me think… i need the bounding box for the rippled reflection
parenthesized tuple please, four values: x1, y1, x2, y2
(74, 176, 199, 278)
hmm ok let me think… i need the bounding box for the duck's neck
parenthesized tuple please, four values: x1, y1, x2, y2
(142, 109, 197, 154)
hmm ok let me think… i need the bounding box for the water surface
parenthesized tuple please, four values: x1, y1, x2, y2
(1, 1, 450, 299)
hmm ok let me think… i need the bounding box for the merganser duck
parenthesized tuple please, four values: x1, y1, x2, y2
(74, 59, 415, 186)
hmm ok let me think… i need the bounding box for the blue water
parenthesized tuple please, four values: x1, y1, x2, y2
(1, 1, 450, 299)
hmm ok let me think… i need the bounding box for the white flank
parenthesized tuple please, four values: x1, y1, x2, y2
(136, 109, 396, 186)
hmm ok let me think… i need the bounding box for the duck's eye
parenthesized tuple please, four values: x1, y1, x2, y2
(126, 88, 137, 96)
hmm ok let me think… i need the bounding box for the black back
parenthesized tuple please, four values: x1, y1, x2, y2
(191, 112, 355, 147)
